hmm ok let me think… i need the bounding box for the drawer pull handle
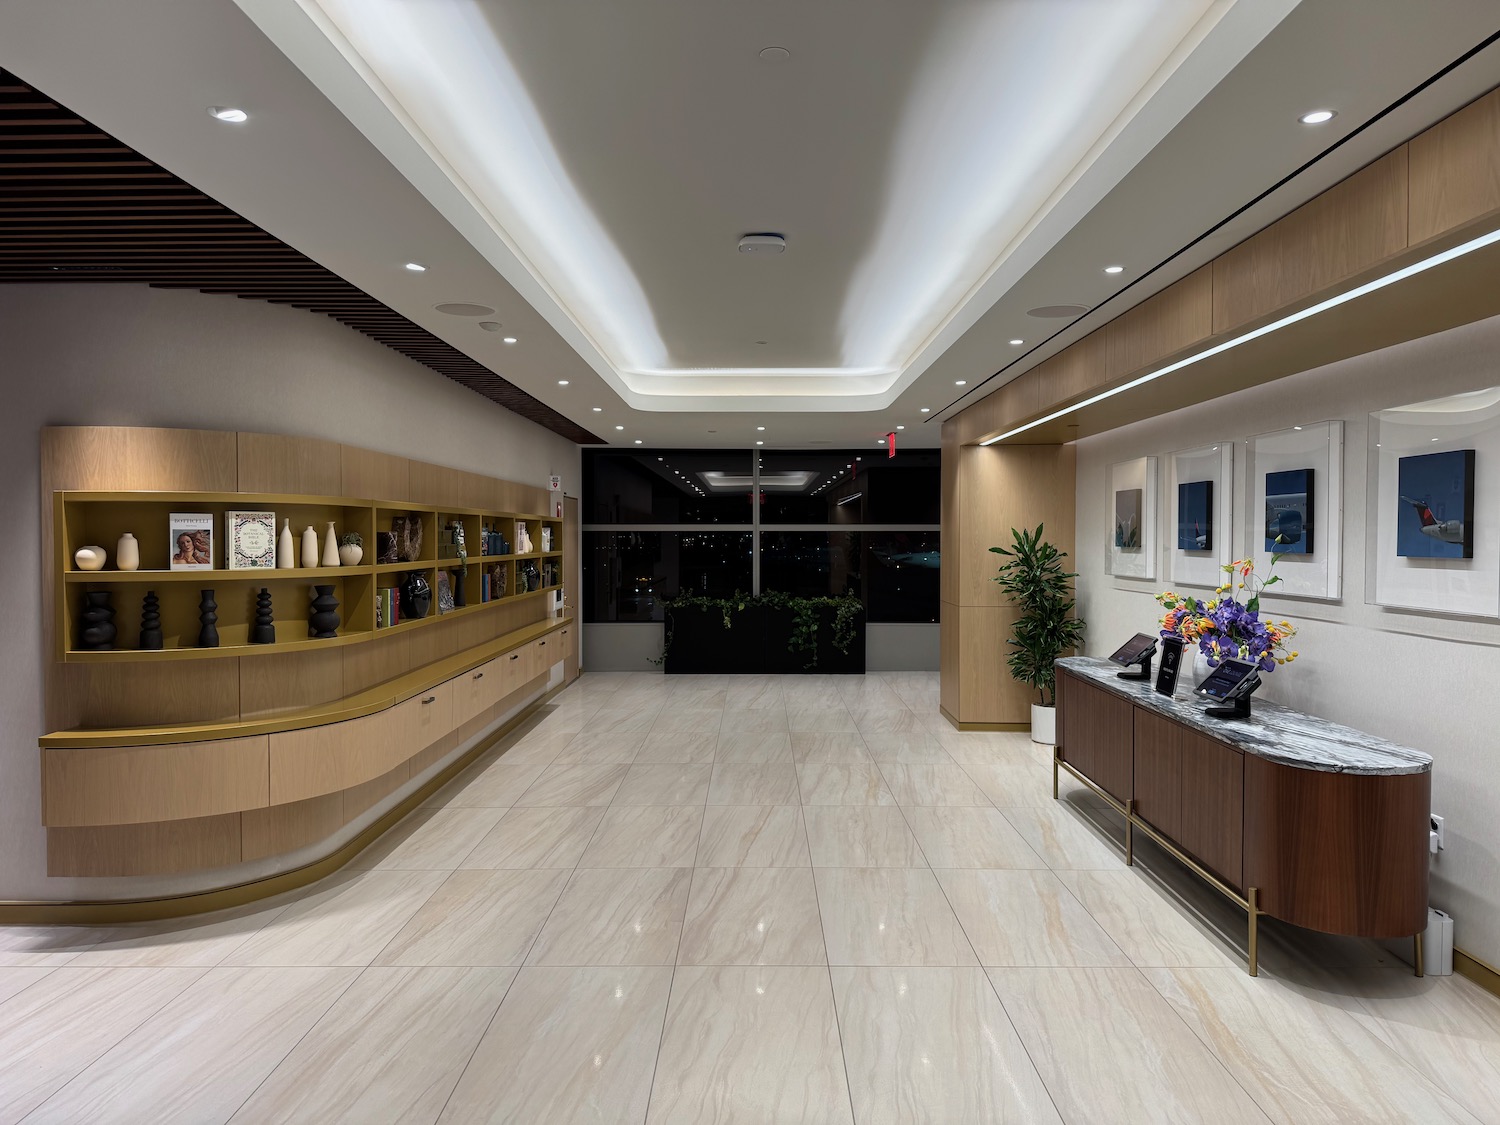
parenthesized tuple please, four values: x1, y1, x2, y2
(539, 641, 546, 646)
(473, 672, 484, 680)
(421, 695, 436, 705)
(510, 654, 520, 661)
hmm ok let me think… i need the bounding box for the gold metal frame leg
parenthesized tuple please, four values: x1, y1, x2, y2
(1414, 930, 1425, 978)
(1247, 887, 1260, 977)
(1053, 754, 1059, 800)
(1124, 799, 1134, 866)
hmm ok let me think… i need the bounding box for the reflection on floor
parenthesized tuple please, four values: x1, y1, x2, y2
(1, 671, 1496, 1123)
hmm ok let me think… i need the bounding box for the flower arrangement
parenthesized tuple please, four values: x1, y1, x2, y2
(1155, 556, 1299, 672)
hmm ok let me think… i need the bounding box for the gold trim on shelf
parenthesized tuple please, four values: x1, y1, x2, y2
(937, 705, 1029, 732)
(1455, 948, 1500, 997)
(2, 682, 568, 926)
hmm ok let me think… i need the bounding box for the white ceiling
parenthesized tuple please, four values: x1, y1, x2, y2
(2, 0, 1499, 448)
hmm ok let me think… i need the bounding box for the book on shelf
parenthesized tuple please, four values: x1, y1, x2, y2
(226, 510, 276, 569)
(169, 513, 214, 570)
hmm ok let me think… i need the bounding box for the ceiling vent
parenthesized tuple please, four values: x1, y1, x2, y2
(737, 233, 787, 254)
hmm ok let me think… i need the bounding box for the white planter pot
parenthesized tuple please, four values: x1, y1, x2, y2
(1030, 703, 1057, 746)
(338, 543, 363, 567)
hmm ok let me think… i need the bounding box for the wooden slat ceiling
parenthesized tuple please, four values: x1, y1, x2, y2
(0, 68, 602, 445)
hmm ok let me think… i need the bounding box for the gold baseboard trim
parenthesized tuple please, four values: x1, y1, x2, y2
(0, 682, 569, 926)
(938, 705, 1029, 732)
(1455, 948, 1500, 997)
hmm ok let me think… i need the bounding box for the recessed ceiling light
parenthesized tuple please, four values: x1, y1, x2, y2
(920, 407, 930, 413)
(1009, 339, 1023, 346)
(634, 439, 642, 444)
(403, 262, 427, 272)
(557, 380, 569, 386)
(896, 425, 905, 430)
(592, 406, 602, 412)
(759, 46, 790, 62)
(756, 426, 765, 431)
(615, 425, 624, 431)
(1103, 265, 1124, 274)
(756, 440, 764, 445)
(737, 233, 787, 254)
(208, 106, 247, 123)
(657, 457, 663, 461)
(502, 336, 517, 344)
(1299, 109, 1336, 125)
(478, 321, 503, 332)
(955, 380, 967, 386)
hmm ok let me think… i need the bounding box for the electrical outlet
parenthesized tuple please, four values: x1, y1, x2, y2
(1431, 814, 1445, 852)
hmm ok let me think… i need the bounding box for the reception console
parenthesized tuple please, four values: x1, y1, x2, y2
(1055, 657, 1433, 976)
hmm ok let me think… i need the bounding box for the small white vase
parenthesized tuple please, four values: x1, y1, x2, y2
(74, 545, 107, 572)
(1030, 703, 1057, 746)
(277, 518, 295, 568)
(321, 522, 339, 568)
(338, 543, 363, 567)
(301, 525, 319, 568)
(115, 533, 139, 571)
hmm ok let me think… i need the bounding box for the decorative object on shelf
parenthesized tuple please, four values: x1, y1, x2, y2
(251, 588, 276, 644)
(321, 522, 339, 568)
(392, 514, 424, 562)
(990, 524, 1086, 746)
(169, 513, 213, 571)
(521, 560, 541, 592)
(1265, 468, 1314, 553)
(1176, 481, 1213, 551)
(452, 568, 467, 608)
(338, 531, 364, 566)
(308, 584, 340, 638)
(1397, 449, 1474, 559)
(278, 517, 295, 569)
(400, 570, 432, 620)
(1156, 555, 1298, 675)
(541, 526, 552, 552)
(78, 590, 117, 651)
(300, 524, 318, 568)
(115, 532, 140, 572)
(515, 521, 532, 554)
(1114, 488, 1142, 551)
(139, 590, 162, 650)
(226, 510, 276, 569)
(436, 570, 455, 614)
(197, 589, 219, 648)
(73, 545, 107, 572)
(376, 531, 397, 564)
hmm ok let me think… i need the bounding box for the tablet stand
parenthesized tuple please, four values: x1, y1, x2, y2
(1116, 650, 1154, 681)
(1205, 673, 1260, 719)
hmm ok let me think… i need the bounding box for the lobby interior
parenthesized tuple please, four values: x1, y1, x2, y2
(2, 1, 1500, 1122)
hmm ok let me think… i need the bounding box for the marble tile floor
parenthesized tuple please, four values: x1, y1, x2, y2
(1, 670, 1497, 1123)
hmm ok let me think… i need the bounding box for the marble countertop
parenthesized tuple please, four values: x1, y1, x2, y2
(1057, 657, 1432, 776)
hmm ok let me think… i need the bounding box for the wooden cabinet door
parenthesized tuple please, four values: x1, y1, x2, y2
(1056, 671, 1133, 803)
(1132, 709, 1182, 840)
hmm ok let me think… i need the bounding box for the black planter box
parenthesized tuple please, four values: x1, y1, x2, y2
(663, 605, 865, 675)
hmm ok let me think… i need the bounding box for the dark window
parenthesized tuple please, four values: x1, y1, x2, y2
(760, 531, 863, 600)
(584, 531, 753, 622)
(865, 530, 941, 622)
(585, 450, 754, 524)
(758, 449, 939, 524)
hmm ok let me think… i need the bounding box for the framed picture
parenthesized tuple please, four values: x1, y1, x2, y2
(1246, 422, 1342, 599)
(1177, 481, 1213, 551)
(1166, 442, 1233, 588)
(168, 513, 213, 571)
(1264, 468, 1314, 554)
(1396, 449, 1474, 559)
(1107, 457, 1156, 579)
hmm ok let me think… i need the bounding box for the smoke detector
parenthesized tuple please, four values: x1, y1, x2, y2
(738, 233, 787, 254)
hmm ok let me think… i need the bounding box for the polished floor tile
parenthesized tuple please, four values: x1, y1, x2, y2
(1055, 867, 1240, 968)
(526, 867, 691, 966)
(613, 763, 713, 805)
(860, 732, 952, 764)
(230, 965, 513, 1125)
(797, 762, 896, 805)
(716, 731, 794, 764)
(803, 806, 926, 867)
(647, 966, 854, 1124)
(349, 807, 506, 871)
(635, 731, 719, 764)
(878, 763, 990, 806)
(555, 729, 648, 765)
(935, 868, 1130, 967)
(722, 708, 791, 733)
(830, 967, 1062, 1125)
(374, 868, 568, 966)
(460, 804, 606, 869)
(678, 868, 826, 966)
(900, 806, 1045, 869)
(989, 967, 1272, 1123)
(440, 966, 673, 1125)
(70, 903, 292, 968)
(790, 732, 871, 764)
(956, 753, 1063, 806)
(695, 805, 810, 867)
(997, 801, 1127, 869)
(785, 705, 859, 732)
(25, 966, 356, 1125)
(0, 926, 102, 966)
(516, 762, 630, 806)
(580, 805, 704, 868)
(654, 707, 726, 734)
(423, 761, 547, 808)
(0, 965, 55, 1005)
(815, 868, 977, 967)
(708, 763, 800, 805)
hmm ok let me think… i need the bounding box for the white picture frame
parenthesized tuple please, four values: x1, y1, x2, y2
(1166, 442, 1234, 588)
(1107, 456, 1156, 580)
(1245, 421, 1343, 600)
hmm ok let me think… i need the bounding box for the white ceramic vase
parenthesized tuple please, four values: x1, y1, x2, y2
(1030, 703, 1057, 746)
(338, 543, 363, 567)
(321, 522, 339, 568)
(74, 545, 107, 572)
(301, 525, 319, 568)
(277, 518, 295, 568)
(115, 532, 139, 572)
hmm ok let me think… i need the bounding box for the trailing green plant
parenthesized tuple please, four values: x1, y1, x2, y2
(990, 524, 1085, 707)
(651, 590, 864, 668)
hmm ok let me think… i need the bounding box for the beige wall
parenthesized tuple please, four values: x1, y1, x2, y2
(1074, 311, 1500, 968)
(0, 283, 581, 901)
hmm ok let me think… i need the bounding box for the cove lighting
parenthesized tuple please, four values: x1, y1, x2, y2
(403, 262, 427, 272)
(981, 224, 1500, 445)
(1299, 109, 1336, 125)
(208, 106, 247, 123)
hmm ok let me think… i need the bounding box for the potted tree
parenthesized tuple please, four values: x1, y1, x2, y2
(990, 524, 1085, 745)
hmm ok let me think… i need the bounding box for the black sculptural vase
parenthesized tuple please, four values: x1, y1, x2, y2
(453, 569, 467, 608)
(197, 589, 219, 648)
(78, 590, 117, 651)
(308, 584, 340, 639)
(401, 571, 432, 620)
(251, 587, 276, 644)
(139, 590, 163, 650)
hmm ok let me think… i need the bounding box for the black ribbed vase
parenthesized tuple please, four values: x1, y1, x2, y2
(308, 584, 340, 639)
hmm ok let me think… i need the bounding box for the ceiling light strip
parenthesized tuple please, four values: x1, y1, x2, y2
(981, 225, 1500, 446)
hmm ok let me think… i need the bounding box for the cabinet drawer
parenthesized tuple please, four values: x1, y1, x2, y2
(453, 659, 503, 726)
(532, 635, 556, 679)
(398, 680, 456, 755)
(1056, 671, 1133, 802)
(502, 645, 528, 693)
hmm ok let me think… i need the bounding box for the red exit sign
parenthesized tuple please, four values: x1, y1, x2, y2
(886, 432, 897, 458)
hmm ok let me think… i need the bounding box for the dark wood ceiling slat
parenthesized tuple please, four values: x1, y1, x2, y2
(0, 66, 599, 444)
